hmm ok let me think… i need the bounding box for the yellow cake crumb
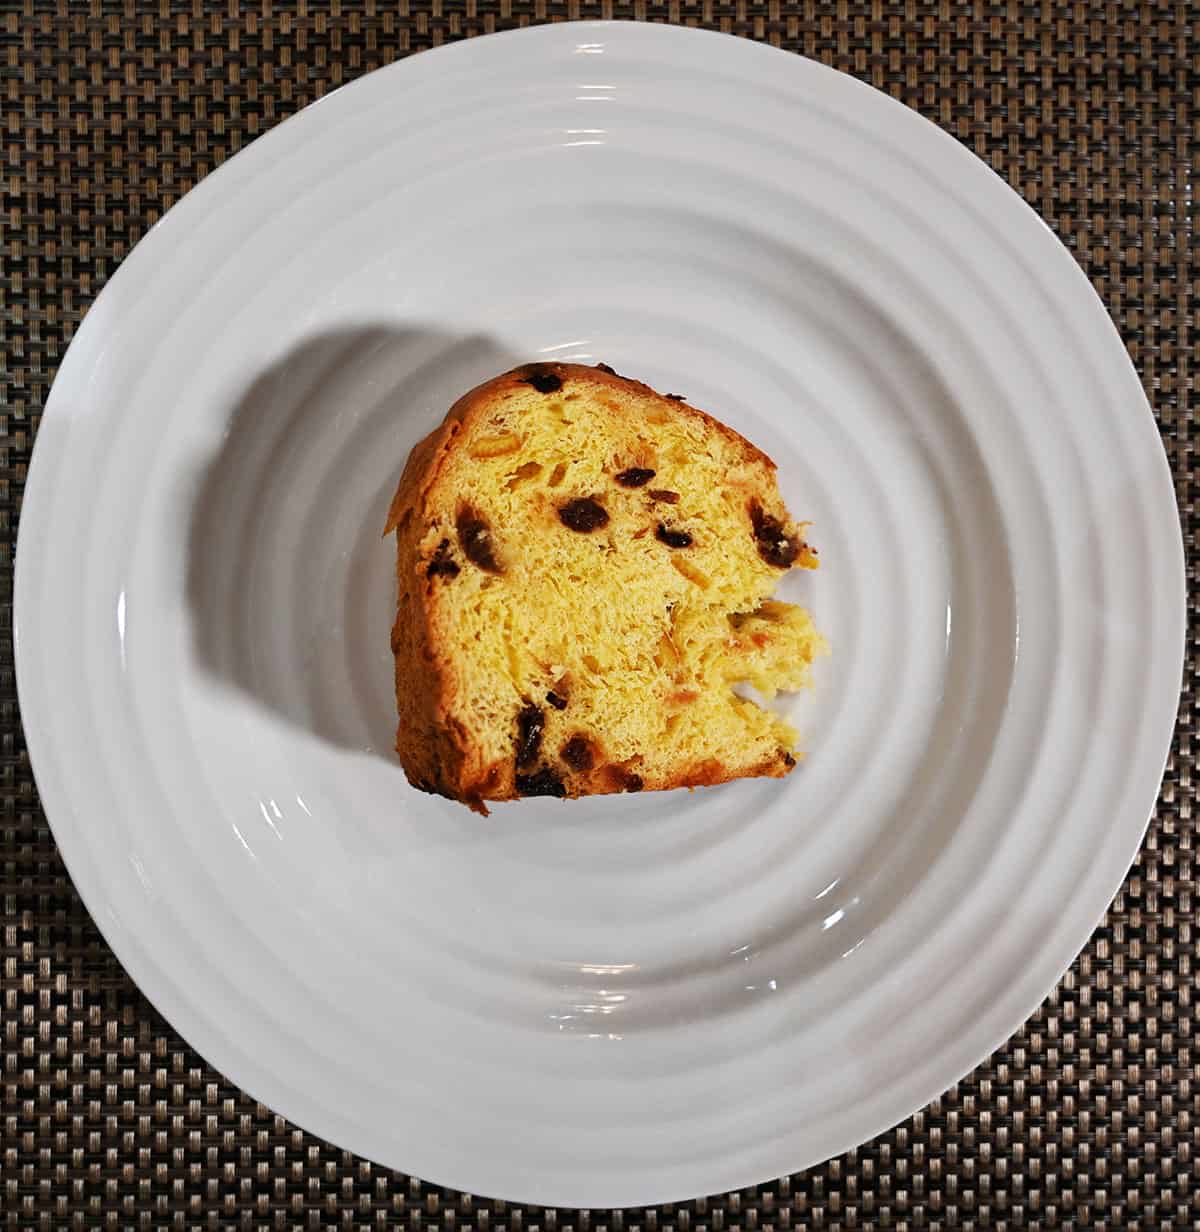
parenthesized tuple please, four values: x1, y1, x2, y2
(385, 362, 826, 812)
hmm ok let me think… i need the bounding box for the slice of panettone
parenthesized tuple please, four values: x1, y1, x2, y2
(384, 361, 825, 814)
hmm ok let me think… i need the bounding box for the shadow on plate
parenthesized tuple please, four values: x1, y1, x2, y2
(185, 325, 521, 760)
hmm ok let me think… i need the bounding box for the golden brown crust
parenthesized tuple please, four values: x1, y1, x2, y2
(539, 362, 778, 472)
(387, 362, 802, 813)
(385, 401, 479, 807)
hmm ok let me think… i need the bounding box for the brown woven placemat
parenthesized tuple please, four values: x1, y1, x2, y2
(3, 2, 1196, 1227)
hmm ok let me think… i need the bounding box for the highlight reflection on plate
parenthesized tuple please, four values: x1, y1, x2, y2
(14, 22, 1183, 1209)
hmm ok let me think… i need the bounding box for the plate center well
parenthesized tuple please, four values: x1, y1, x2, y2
(182, 220, 1016, 1034)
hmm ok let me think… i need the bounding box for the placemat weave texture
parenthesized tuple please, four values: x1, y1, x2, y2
(2, 3, 1196, 1227)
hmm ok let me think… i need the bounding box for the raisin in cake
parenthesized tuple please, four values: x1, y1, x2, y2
(384, 362, 825, 813)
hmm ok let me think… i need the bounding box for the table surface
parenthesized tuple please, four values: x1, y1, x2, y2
(3, 3, 1196, 1228)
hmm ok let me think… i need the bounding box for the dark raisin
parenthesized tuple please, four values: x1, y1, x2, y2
(595, 362, 620, 376)
(615, 467, 656, 488)
(648, 489, 680, 504)
(515, 704, 545, 769)
(425, 539, 460, 579)
(750, 501, 800, 568)
(560, 736, 596, 772)
(656, 523, 693, 548)
(519, 366, 563, 394)
(782, 751, 797, 768)
(603, 765, 644, 793)
(456, 507, 503, 573)
(515, 768, 566, 798)
(558, 497, 610, 532)
(546, 690, 568, 711)
(665, 393, 686, 401)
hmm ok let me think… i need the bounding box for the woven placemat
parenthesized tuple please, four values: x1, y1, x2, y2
(3, 3, 1196, 1227)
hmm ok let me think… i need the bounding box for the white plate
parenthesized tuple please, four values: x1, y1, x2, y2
(15, 21, 1184, 1209)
